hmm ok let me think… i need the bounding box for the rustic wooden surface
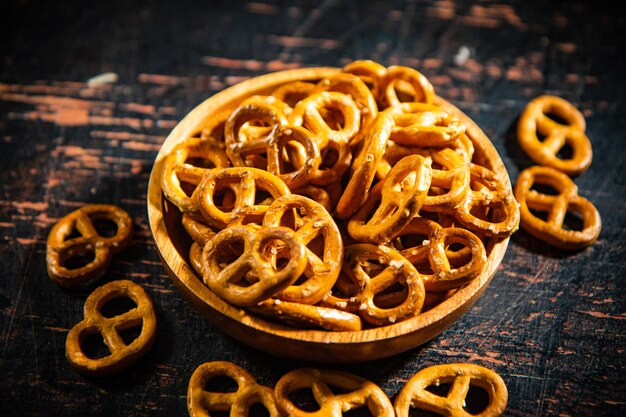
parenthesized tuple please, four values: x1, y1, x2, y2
(1, 1, 624, 416)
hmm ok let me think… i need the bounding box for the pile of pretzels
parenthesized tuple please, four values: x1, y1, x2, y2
(160, 60, 520, 331)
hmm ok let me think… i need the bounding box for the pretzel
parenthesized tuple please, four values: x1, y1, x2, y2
(335, 113, 393, 219)
(518, 95, 592, 175)
(195, 167, 291, 229)
(379, 65, 435, 107)
(263, 194, 343, 304)
(46, 204, 133, 287)
(291, 184, 332, 212)
(348, 154, 432, 244)
(224, 96, 290, 166)
(274, 368, 395, 417)
(342, 60, 387, 99)
(314, 73, 378, 145)
(394, 363, 508, 417)
(266, 125, 322, 188)
(383, 103, 465, 147)
(249, 298, 362, 331)
(271, 81, 316, 106)
(323, 244, 425, 326)
(290, 91, 361, 146)
(394, 218, 487, 291)
(201, 225, 307, 306)
(454, 164, 520, 237)
(187, 361, 280, 417)
(161, 136, 231, 215)
(514, 166, 601, 249)
(309, 137, 352, 186)
(65, 280, 156, 376)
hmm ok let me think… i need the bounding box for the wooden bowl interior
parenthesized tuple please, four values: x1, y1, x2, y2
(148, 68, 511, 363)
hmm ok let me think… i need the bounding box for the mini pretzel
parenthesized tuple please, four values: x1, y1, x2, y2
(323, 244, 425, 326)
(249, 298, 362, 331)
(290, 91, 361, 146)
(201, 225, 307, 306)
(271, 81, 316, 106)
(46, 205, 133, 287)
(454, 164, 520, 237)
(195, 167, 290, 228)
(518, 95, 592, 175)
(383, 103, 465, 147)
(514, 166, 601, 249)
(348, 154, 432, 244)
(335, 113, 393, 219)
(395, 218, 487, 291)
(379, 65, 435, 107)
(274, 368, 395, 417)
(394, 363, 508, 417)
(187, 361, 280, 417)
(263, 195, 343, 304)
(65, 280, 156, 376)
(161, 136, 231, 215)
(266, 125, 322, 189)
(224, 95, 290, 166)
(309, 137, 352, 186)
(342, 59, 387, 99)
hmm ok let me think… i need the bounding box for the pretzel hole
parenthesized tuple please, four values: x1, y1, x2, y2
(203, 376, 239, 393)
(100, 296, 137, 318)
(180, 181, 198, 198)
(343, 406, 380, 416)
(307, 234, 325, 259)
(288, 388, 320, 412)
(259, 238, 290, 269)
(544, 110, 571, 127)
(425, 382, 452, 397)
(395, 233, 430, 251)
(320, 107, 346, 131)
(92, 218, 118, 238)
(464, 384, 490, 414)
(555, 142, 574, 160)
(248, 403, 271, 417)
(62, 249, 95, 270)
(185, 156, 217, 169)
(320, 147, 340, 169)
(390, 80, 417, 103)
(254, 189, 274, 205)
(529, 208, 549, 222)
(563, 209, 584, 231)
(80, 331, 111, 359)
(530, 183, 560, 196)
(117, 324, 143, 346)
(64, 227, 83, 241)
(213, 186, 237, 211)
(373, 283, 406, 308)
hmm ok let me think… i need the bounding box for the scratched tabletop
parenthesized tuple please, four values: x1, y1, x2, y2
(1, 1, 625, 416)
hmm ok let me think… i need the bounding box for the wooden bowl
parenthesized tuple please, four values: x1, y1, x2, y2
(147, 67, 512, 363)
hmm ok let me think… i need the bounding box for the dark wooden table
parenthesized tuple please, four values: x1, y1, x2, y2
(1, 1, 625, 415)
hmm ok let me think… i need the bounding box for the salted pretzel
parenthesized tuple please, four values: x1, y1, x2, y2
(274, 368, 395, 417)
(263, 194, 343, 304)
(161, 136, 231, 215)
(379, 65, 435, 107)
(393, 217, 487, 291)
(201, 225, 307, 306)
(290, 91, 361, 146)
(348, 154, 432, 244)
(514, 166, 601, 249)
(46, 204, 133, 287)
(335, 112, 393, 219)
(314, 73, 378, 145)
(266, 125, 322, 188)
(383, 103, 465, 147)
(342, 60, 386, 98)
(323, 244, 425, 326)
(195, 167, 291, 229)
(224, 95, 290, 166)
(454, 164, 520, 237)
(187, 361, 280, 417)
(518, 95, 592, 175)
(394, 363, 508, 417)
(65, 280, 156, 376)
(249, 298, 362, 331)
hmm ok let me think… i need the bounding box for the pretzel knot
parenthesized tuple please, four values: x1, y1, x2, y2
(65, 280, 156, 376)
(161, 136, 231, 215)
(195, 167, 291, 229)
(274, 368, 395, 417)
(201, 225, 308, 306)
(514, 166, 601, 249)
(395, 217, 487, 291)
(394, 363, 508, 417)
(348, 154, 432, 244)
(46, 204, 133, 287)
(323, 244, 426, 326)
(379, 65, 435, 107)
(517, 95, 592, 175)
(383, 103, 465, 147)
(263, 194, 343, 304)
(187, 361, 280, 417)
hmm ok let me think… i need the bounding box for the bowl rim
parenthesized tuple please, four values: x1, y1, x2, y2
(147, 67, 511, 360)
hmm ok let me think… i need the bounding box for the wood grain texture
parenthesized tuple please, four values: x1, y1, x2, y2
(1, 0, 625, 416)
